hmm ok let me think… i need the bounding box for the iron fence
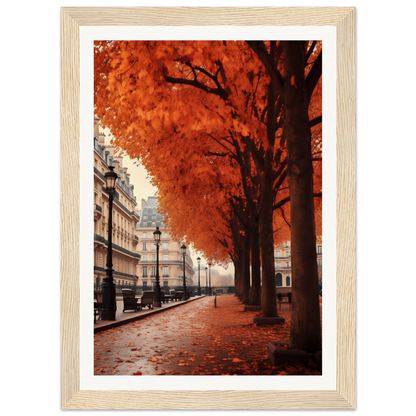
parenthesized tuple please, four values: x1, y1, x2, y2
(94, 282, 235, 297)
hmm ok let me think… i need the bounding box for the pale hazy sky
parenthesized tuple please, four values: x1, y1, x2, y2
(103, 128, 234, 278)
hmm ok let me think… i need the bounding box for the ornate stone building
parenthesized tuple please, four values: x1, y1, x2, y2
(93, 118, 141, 289)
(274, 236, 323, 289)
(135, 197, 195, 290)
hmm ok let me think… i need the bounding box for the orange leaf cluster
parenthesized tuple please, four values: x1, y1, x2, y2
(94, 41, 322, 314)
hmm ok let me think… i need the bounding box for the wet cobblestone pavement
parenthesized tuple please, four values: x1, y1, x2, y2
(94, 295, 321, 376)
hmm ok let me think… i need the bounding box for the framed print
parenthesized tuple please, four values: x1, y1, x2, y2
(56, 3, 361, 414)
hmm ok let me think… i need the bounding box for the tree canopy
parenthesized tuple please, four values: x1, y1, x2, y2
(95, 40, 322, 350)
(95, 40, 320, 255)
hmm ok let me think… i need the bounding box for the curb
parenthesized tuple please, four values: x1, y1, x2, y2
(94, 296, 205, 333)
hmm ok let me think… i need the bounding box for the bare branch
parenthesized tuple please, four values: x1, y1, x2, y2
(164, 74, 229, 100)
(207, 133, 237, 157)
(273, 192, 322, 211)
(305, 51, 322, 103)
(279, 206, 291, 228)
(309, 115, 322, 128)
(246, 41, 284, 96)
(305, 41, 317, 62)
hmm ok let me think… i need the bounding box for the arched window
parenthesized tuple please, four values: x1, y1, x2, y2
(286, 276, 291, 286)
(275, 273, 282, 286)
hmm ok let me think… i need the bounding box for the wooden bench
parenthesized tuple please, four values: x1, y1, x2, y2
(161, 291, 172, 303)
(172, 291, 184, 301)
(122, 288, 139, 312)
(137, 291, 155, 309)
(94, 290, 103, 322)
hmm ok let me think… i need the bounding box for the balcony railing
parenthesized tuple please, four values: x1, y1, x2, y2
(94, 234, 141, 259)
(139, 259, 194, 269)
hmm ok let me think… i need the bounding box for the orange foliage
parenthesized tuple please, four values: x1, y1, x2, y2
(94, 40, 322, 264)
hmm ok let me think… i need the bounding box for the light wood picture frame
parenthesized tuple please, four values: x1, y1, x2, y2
(61, 7, 355, 409)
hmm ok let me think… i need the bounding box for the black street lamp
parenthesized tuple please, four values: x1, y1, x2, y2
(205, 266, 208, 295)
(208, 262, 212, 296)
(181, 244, 187, 300)
(101, 166, 118, 320)
(153, 227, 162, 307)
(197, 257, 201, 296)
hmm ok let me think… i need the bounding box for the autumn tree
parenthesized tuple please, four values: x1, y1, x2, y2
(248, 40, 322, 351)
(94, 40, 323, 351)
(140, 120, 254, 304)
(94, 40, 281, 313)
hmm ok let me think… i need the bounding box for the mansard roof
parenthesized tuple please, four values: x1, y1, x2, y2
(138, 197, 165, 229)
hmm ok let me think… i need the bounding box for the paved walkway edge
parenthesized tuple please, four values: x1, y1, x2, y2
(94, 296, 206, 333)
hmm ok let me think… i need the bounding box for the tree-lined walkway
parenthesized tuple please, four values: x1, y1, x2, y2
(94, 40, 323, 351)
(94, 295, 321, 376)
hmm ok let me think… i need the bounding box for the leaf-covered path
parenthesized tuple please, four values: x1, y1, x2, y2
(94, 295, 321, 376)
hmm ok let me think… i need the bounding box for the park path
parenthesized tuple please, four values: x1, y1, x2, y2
(94, 294, 320, 376)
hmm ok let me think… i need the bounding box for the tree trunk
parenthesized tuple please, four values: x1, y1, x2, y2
(234, 255, 241, 299)
(233, 259, 238, 296)
(283, 41, 321, 352)
(259, 150, 278, 317)
(250, 220, 261, 305)
(241, 232, 251, 304)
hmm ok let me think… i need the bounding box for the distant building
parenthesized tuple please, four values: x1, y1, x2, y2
(93, 118, 141, 289)
(135, 197, 195, 289)
(274, 236, 323, 289)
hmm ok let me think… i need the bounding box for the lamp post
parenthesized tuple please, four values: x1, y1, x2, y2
(153, 227, 162, 307)
(101, 166, 118, 320)
(197, 257, 201, 296)
(181, 244, 187, 300)
(205, 266, 208, 296)
(208, 262, 212, 296)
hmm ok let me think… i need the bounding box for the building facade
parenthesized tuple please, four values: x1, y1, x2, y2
(274, 236, 323, 289)
(93, 118, 141, 289)
(135, 197, 195, 290)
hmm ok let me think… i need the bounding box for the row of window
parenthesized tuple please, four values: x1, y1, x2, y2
(142, 266, 169, 276)
(142, 242, 168, 251)
(141, 214, 162, 221)
(142, 254, 169, 261)
(275, 274, 291, 287)
(276, 259, 322, 268)
(141, 281, 170, 288)
(275, 245, 322, 257)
